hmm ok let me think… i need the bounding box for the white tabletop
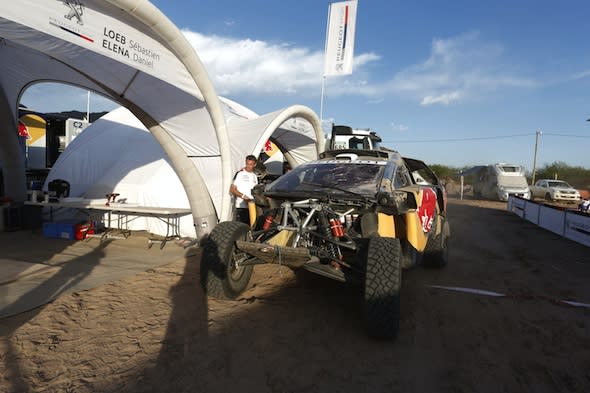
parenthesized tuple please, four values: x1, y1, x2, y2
(24, 200, 192, 216)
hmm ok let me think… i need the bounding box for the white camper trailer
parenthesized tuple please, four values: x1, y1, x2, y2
(472, 163, 530, 201)
(328, 125, 382, 151)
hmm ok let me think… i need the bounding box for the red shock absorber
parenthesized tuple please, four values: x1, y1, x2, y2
(329, 218, 344, 237)
(263, 215, 274, 231)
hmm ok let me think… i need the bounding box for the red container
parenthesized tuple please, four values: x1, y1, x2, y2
(74, 223, 90, 240)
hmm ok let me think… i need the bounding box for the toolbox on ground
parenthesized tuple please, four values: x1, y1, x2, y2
(43, 220, 93, 240)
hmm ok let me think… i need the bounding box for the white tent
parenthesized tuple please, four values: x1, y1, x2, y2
(0, 0, 324, 239)
(47, 107, 194, 237)
(47, 100, 320, 238)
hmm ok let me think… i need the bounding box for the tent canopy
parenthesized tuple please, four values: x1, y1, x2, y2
(0, 0, 324, 238)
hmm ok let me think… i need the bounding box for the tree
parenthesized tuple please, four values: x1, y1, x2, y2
(534, 161, 590, 189)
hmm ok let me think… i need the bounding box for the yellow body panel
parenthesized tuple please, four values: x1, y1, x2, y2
(248, 201, 257, 226)
(377, 212, 396, 237)
(267, 230, 294, 247)
(405, 212, 429, 252)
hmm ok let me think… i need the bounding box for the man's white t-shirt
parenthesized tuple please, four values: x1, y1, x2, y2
(233, 169, 258, 208)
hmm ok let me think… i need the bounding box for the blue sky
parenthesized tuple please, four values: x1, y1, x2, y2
(22, 0, 590, 170)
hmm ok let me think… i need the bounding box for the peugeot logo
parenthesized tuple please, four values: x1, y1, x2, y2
(63, 0, 85, 26)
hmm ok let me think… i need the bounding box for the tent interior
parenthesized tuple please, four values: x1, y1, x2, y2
(0, 0, 324, 238)
(45, 106, 318, 238)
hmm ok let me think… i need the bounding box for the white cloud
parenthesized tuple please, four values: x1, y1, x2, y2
(182, 30, 380, 96)
(571, 69, 590, 80)
(181, 30, 535, 106)
(388, 32, 537, 106)
(184, 31, 321, 95)
(390, 122, 409, 132)
(420, 91, 462, 106)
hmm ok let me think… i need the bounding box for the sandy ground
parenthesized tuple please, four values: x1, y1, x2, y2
(1, 197, 589, 393)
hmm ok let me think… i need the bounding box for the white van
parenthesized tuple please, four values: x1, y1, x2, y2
(472, 163, 530, 201)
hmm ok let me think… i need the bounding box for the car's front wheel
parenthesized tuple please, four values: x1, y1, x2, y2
(363, 237, 402, 340)
(545, 193, 553, 202)
(200, 221, 253, 300)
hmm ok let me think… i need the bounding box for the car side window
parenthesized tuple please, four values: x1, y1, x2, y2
(394, 165, 411, 188)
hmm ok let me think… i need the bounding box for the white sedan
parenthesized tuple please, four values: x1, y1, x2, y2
(529, 179, 581, 202)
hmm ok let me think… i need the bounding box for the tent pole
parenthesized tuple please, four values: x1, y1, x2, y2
(0, 89, 27, 202)
(108, 0, 234, 225)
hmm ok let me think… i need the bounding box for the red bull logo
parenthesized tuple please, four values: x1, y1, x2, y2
(17, 120, 31, 140)
(417, 188, 437, 233)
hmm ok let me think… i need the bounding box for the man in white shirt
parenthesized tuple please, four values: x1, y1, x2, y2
(230, 155, 258, 224)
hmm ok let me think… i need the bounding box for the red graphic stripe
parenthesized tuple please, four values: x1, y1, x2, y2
(342, 5, 349, 50)
(50, 22, 94, 43)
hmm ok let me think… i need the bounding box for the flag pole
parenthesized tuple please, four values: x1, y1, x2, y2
(320, 2, 332, 130)
(320, 1, 357, 130)
(320, 75, 326, 125)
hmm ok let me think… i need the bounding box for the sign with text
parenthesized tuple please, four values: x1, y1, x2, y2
(323, 0, 357, 76)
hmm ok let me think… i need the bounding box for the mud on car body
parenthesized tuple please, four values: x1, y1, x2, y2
(201, 148, 450, 340)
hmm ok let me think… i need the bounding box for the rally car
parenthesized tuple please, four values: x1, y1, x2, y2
(201, 148, 450, 340)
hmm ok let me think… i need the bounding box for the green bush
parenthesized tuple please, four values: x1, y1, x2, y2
(429, 162, 590, 191)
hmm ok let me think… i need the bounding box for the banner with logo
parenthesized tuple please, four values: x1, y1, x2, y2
(323, 0, 357, 77)
(0, 0, 185, 91)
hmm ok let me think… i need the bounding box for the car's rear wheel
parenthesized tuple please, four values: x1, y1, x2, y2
(363, 237, 402, 340)
(423, 218, 450, 268)
(201, 221, 253, 300)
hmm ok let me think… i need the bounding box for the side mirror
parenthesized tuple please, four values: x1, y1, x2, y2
(375, 191, 416, 214)
(251, 184, 269, 207)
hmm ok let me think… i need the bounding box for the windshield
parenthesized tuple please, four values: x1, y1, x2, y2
(497, 165, 523, 173)
(266, 161, 386, 195)
(548, 181, 572, 188)
(497, 175, 528, 188)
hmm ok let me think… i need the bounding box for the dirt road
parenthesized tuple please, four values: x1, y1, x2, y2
(1, 198, 589, 393)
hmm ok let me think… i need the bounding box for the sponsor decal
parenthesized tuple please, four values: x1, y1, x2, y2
(417, 188, 437, 233)
(567, 218, 590, 236)
(102, 28, 161, 68)
(50, 0, 93, 42)
(63, 0, 84, 26)
(17, 120, 31, 140)
(333, 5, 348, 73)
(48, 0, 160, 69)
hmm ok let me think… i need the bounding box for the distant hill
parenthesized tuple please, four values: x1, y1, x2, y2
(19, 105, 109, 123)
(44, 110, 109, 122)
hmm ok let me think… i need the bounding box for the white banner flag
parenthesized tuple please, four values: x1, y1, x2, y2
(323, 0, 358, 77)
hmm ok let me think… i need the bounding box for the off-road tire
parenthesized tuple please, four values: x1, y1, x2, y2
(423, 218, 450, 268)
(201, 221, 253, 299)
(363, 237, 402, 340)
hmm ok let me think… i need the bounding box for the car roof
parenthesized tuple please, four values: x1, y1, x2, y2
(319, 148, 401, 162)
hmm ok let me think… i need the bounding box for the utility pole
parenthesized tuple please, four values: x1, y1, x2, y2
(531, 130, 542, 185)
